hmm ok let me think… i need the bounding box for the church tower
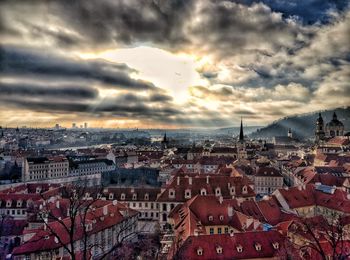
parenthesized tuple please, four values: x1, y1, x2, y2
(237, 118, 247, 160)
(315, 113, 325, 142)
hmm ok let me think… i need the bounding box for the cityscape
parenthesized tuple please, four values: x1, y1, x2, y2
(1, 0, 350, 260)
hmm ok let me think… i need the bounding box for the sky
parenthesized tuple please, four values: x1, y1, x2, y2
(0, 0, 349, 129)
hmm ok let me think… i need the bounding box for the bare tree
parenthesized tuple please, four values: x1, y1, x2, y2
(34, 181, 102, 260)
(28, 181, 140, 260)
(288, 213, 350, 260)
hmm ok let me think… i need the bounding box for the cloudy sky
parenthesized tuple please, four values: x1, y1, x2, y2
(0, 0, 349, 128)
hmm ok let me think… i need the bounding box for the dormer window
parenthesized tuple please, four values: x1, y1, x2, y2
(6, 200, 11, 207)
(242, 186, 247, 194)
(36, 187, 41, 193)
(120, 193, 126, 200)
(185, 189, 191, 199)
(219, 215, 224, 221)
(17, 200, 22, 207)
(132, 193, 137, 200)
(97, 193, 102, 199)
(216, 246, 223, 254)
(200, 188, 207, 196)
(197, 247, 203, 256)
(215, 187, 221, 196)
(255, 243, 262, 251)
(208, 215, 213, 221)
(85, 223, 92, 231)
(272, 242, 279, 249)
(144, 193, 149, 200)
(169, 189, 175, 199)
(109, 193, 114, 200)
(230, 187, 235, 195)
(236, 245, 243, 253)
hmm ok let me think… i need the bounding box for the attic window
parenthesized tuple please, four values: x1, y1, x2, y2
(272, 242, 279, 249)
(144, 193, 149, 200)
(17, 200, 22, 207)
(185, 189, 191, 199)
(132, 193, 137, 200)
(109, 193, 114, 200)
(219, 215, 224, 221)
(169, 189, 175, 199)
(85, 223, 92, 231)
(242, 186, 247, 194)
(236, 245, 243, 253)
(255, 243, 262, 251)
(97, 193, 102, 199)
(208, 215, 213, 221)
(230, 187, 235, 195)
(216, 246, 223, 254)
(200, 188, 207, 196)
(215, 187, 221, 196)
(36, 187, 41, 193)
(120, 193, 126, 200)
(6, 200, 11, 207)
(197, 247, 203, 256)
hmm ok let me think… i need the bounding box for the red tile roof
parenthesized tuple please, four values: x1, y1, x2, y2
(175, 231, 286, 260)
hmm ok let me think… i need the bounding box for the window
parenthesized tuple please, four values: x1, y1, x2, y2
(132, 193, 137, 200)
(197, 247, 203, 256)
(209, 228, 214, 235)
(120, 193, 126, 200)
(224, 227, 229, 234)
(215, 187, 221, 196)
(236, 245, 243, 253)
(216, 246, 223, 254)
(219, 215, 224, 221)
(184, 189, 191, 199)
(217, 227, 222, 234)
(144, 193, 149, 200)
(109, 193, 114, 200)
(272, 242, 279, 249)
(162, 203, 167, 211)
(169, 189, 175, 199)
(208, 215, 213, 221)
(200, 188, 207, 195)
(255, 243, 262, 251)
(242, 186, 248, 194)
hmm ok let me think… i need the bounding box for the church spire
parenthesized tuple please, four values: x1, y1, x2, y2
(239, 117, 244, 142)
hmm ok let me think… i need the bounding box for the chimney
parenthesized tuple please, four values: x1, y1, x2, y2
(103, 205, 108, 216)
(189, 177, 192, 185)
(219, 196, 223, 204)
(206, 175, 210, 184)
(177, 176, 180, 185)
(55, 200, 60, 209)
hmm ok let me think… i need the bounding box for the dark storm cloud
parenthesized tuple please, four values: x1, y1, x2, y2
(0, 46, 157, 90)
(0, 0, 194, 50)
(0, 97, 90, 113)
(0, 82, 98, 99)
(234, 0, 350, 24)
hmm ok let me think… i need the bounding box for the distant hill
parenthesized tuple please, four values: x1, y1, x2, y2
(250, 107, 350, 139)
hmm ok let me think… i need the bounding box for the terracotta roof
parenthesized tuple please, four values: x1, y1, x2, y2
(13, 201, 138, 255)
(157, 174, 255, 202)
(175, 231, 286, 260)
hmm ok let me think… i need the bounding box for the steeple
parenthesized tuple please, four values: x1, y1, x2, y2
(163, 132, 167, 143)
(333, 112, 337, 120)
(239, 118, 244, 143)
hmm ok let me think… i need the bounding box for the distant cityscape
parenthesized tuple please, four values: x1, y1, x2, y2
(0, 111, 349, 259)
